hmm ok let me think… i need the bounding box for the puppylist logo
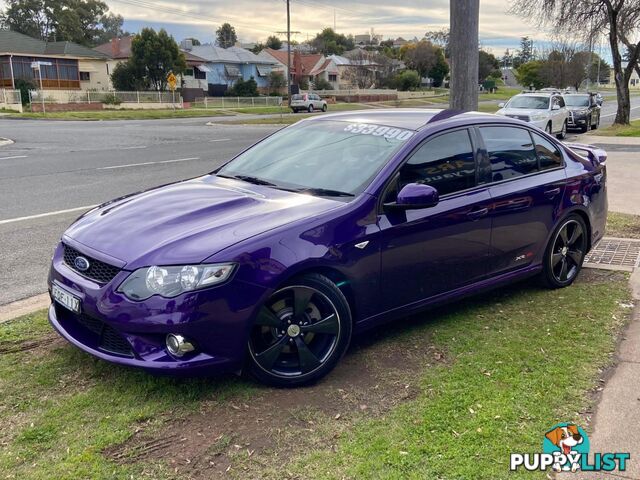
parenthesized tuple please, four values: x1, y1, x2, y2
(510, 423, 630, 473)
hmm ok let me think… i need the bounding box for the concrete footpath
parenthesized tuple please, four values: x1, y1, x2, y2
(558, 269, 640, 479)
(585, 135, 640, 215)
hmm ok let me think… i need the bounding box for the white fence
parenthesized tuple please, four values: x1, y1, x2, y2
(193, 96, 283, 109)
(28, 90, 182, 104)
(0, 89, 22, 105)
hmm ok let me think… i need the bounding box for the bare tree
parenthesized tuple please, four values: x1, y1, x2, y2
(510, 0, 640, 125)
(450, 0, 479, 111)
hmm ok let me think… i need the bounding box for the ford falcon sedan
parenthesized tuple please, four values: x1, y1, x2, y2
(48, 109, 608, 387)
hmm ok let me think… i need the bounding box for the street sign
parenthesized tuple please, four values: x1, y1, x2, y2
(31, 61, 52, 69)
(167, 72, 177, 91)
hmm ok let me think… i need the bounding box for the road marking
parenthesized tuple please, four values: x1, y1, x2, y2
(209, 138, 230, 143)
(601, 105, 640, 118)
(120, 145, 147, 150)
(0, 205, 97, 226)
(0, 155, 27, 160)
(97, 157, 200, 170)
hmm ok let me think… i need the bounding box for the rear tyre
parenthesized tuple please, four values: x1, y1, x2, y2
(556, 120, 567, 139)
(540, 214, 588, 289)
(322, 104, 328, 112)
(592, 117, 599, 130)
(308, 104, 314, 113)
(246, 273, 352, 387)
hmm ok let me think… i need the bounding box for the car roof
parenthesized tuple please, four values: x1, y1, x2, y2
(311, 109, 500, 131)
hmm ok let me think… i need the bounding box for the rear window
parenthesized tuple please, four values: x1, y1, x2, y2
(292, 94, 304, 100)
(532, 132, 563, 170)
(480, 126, 538, 181)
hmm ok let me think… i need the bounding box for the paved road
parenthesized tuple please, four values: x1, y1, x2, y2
(0, 98, 637, 306)
(0, 118, 280, 305)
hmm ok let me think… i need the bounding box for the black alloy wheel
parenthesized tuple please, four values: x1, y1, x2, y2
(247, 274, 352, 387)
(542, 215, 588, 288)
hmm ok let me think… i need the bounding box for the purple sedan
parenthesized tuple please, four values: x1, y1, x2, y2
(48, 109, 608, 387)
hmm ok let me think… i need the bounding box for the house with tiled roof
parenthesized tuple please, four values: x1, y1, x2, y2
(185, 44, 277, 95)
(0, 28, 110, 90)
(94, 36, 207, 94)
(257, 48, 340, 90)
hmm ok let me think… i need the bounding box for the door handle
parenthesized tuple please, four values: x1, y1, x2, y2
(544, 187, 561, 199)
(467, 207, 489, 220)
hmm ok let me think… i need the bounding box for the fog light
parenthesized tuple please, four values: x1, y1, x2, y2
(166, 334, 195, 357)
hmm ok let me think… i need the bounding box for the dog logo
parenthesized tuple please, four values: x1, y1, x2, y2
(510, 422, 630, 473)
(543, 424, 587, 472)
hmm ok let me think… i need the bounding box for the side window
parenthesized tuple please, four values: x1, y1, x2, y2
(532, 132, 563, 170)
(398, 129, 476, 196)
(557, 96, 565, 108)
(480, 126, 538, 182)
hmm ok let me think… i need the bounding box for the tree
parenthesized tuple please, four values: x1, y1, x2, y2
(183, 37, 201, 46)
(515, 60, 545, 90)
(402, 40, 439, 79)
(268, 70, 286, 93)
(227, 77, 258, 96)
(96, 13, 128, 44)
(2, 0, 114, 46)
(310, 28, 354, 55)
(450, 0, 479, 111)
(115, 28, 186, 91)
(265, 35, 282, 50)
(425, 27, 450, 57)
(110, 61, 147, 91)
(510, 0, 640, 125)
(429, 49, 449, 87)
(393, 70, 421, 91)
(588, 53, 611, 84)
(478, 50, 500, 81)
(216, 22, 237, 48)
(313, 77, 333, 90)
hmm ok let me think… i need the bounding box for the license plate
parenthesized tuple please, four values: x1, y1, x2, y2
(52, 284, 81, 314)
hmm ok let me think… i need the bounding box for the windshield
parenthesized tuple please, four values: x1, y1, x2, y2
(564, 95, 590, 107)
(217, 120, 414, 196)
(506, 96, 550, 109)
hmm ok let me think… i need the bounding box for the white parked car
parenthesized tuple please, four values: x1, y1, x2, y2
(290, 93, 328, 113)
(496, 92, 569, 139)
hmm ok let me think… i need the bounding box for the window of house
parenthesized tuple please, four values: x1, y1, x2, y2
(480, 126, 538, 182)
(531, 132, 563, 170)
(184, 68, 194, 77)
(329, 74, 337, 82)
(398, 129, 476, 196)
(79, 71, 90, 81)
(195, 68, 207, 79)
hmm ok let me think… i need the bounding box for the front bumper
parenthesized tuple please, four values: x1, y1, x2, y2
(48, 241, 268, 376)
(568, 113, 588, 128)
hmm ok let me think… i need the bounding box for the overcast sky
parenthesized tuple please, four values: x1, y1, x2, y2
(102, 0, 556, 56)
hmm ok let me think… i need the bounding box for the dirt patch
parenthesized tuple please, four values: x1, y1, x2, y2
(105, 330, 447, 479)
(0, 333, 63, 355)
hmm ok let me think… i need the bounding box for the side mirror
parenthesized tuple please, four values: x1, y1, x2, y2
(498, 102, 505, 108)
(552, 104, 560, 110)
(388, 183, 439, 210)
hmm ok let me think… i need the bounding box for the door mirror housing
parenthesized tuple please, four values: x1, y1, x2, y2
(498, 102, 506, 108)
(388, 183, 439, 210)
(552, 104, 561, 110)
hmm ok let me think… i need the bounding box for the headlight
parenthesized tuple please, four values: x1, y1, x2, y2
(118, 263, 236, 300)
(578, 109, 588, 115)
(530, 113, 547, 121)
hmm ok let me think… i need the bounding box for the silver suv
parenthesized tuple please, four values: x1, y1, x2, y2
(290, 93, 328, 113)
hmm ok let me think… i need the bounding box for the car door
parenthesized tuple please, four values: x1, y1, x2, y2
(552, 95, 567, 131)
(478, 125, 567, 276)
(378, 128, 492, 311)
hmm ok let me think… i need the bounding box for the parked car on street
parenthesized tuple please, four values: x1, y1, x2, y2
(564, 93, 601, 132)
(48, 109, 608, 387)
(496, 92, 569, 139)
(290, 93, 328, 113)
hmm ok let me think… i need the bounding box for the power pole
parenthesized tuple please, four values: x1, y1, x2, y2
(287, 0, 292, 106)
(450, 0, 479, 111)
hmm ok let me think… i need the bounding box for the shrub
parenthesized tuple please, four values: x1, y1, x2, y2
(14, 79, 35, 105)
(313, 78, 333, 91)
(102, 93, 122, 105)
(226, 77, 259, 97)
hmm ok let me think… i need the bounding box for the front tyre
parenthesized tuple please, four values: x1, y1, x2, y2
(556, 120, 568, 139)
(247, 273, 352, 387)
(540, 215, 588, 289)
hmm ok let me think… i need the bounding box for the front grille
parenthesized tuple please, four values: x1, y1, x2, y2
(73, 310, 134, 357)
(63, 244, 121, 284)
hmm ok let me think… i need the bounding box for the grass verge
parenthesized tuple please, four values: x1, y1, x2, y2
(0, 269, 631, 479)
(10, 109, 231, 121)
(591, 119, 640, 137)
(606, 211, 640, 239)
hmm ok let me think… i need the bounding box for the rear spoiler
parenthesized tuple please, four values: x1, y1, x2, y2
(564, 142, 607, 166)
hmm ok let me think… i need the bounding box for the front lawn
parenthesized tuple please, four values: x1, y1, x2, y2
(0, 268, 631, 479)
(591, 119, 640, 137)
(10, 109, 231, 121)
(606, 211, 640, 239)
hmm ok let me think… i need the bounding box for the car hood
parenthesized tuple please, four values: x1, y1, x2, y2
(64, 175, 342, 269)
(497, 108, 549, 117)
(565, 106, 589, 112)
